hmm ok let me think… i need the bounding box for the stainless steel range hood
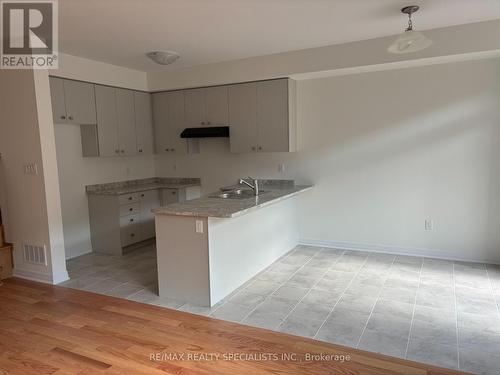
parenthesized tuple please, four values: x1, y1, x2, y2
(180, 126, 229, 138)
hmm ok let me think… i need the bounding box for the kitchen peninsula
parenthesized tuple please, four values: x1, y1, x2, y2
(153, 180, 312, 306)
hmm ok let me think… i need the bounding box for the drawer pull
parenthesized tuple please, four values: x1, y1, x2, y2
(128, 197, 132, 200)
(129, 208, 133, 211)
(141, 194, 145, 197)
(129, 218, 134, 222)
(131, 233, 135, 237)
(172, 191, 176, 195)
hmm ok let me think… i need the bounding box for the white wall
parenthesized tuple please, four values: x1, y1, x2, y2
(0, 69, 68, 283)
(147, 19, 500, 91)
(55, 125, 155, 258)
(52, 54, 154, 259)
(154, 58, 500, 264)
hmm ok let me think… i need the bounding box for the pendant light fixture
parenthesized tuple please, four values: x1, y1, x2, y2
(388, 5, 433, 54)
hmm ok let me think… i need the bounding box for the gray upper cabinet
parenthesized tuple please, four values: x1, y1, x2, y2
(184, 87, 228, 127)
(95, 85, 138, 157)
(63, 80, 97, 124)
(205, 86, 228, 126)
(229, 78, 296, 153)
(228, 82, 258, 153)
(49, 77, 97, 124)
(95, 85, 119, 157)
(184, 88, 206, 127)
(116, 89, 137, 156)
(152, 91, 186, 154)
(256, 79, 293, 153)
(134, 91, 154, 155)
(49, 77, 67, 122)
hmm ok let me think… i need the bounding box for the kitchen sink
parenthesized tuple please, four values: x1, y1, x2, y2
(209, 189, 268, 199)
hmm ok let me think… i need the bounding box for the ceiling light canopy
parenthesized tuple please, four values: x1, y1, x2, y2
(388, 5, 433, 54)
(146, 50, 180, 65)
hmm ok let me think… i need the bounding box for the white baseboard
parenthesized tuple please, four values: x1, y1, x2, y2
(299, 238, 500, 265)
(65, 249, 92, 260)
(13, 268, 69, 284)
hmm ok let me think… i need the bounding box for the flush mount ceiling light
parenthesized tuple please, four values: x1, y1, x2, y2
(146, 50, 180, 65)
(388, 5, 433, 54)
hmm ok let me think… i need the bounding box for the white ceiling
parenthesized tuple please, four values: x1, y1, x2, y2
(59, 0, 500, 72)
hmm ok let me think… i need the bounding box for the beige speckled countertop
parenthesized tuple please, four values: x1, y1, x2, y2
(86, 177, 201, 195)
(153, 181, 313, 218)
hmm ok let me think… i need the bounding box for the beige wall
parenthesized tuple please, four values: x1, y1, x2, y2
(0, 69, 68, 283)
(154, 57, 500, 263)
(52, 54, 154, 258)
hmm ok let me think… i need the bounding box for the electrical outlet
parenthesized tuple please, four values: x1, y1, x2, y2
(278, 163, 285, 173)
(23, 163, 38, 175)
(195, 220, 204, 233)
(425, 219, 433, 231)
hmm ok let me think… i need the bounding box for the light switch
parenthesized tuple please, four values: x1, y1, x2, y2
(23, 163, 38, 175)
(195, 220, 204, 233)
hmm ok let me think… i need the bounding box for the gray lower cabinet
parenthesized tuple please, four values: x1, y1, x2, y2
(88, 187, 197, 255)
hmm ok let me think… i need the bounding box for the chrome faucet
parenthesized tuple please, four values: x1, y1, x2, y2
(239, 177, 259, 196)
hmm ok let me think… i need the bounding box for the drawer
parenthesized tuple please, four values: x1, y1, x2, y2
(121, 224, 140, 247)
(119, 202, 140, 216)
(119, 192, 139, 205)
(120, 213, 140, 228)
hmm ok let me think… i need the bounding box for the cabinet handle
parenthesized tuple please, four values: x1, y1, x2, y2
(165, 148, 169, 152)
(171, 148, 175, 152)
(115, 150, 119, 154)
(129, 218, 134, 222)
(131, 233, 135, 237)
(141, 194, 145, 197)
(128, 197, 132, 200)
(121, 150, 125, 153)
(207, 121, 211, 125)
(60, 115, 66, 120)
(251, 146, 256, 151)
(68, 116, 73, 120)
(129, 208, 133, 211)
(258, 146, 262, 151)
(201, 121, 206, 125)
(172, 191, 176, 195)
(138, 149, 143, 153)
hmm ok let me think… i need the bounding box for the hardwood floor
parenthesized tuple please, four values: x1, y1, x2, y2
(0, 278, 470, 375)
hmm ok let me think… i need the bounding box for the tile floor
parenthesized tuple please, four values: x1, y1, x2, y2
(62, 244, 500, 375)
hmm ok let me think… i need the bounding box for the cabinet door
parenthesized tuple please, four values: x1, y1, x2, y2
(228, 83, 258, 153)
(161, 188, 180, 206)
(205, 86, 228, 126)
(139, 190, 160, 240)
(184, 88, 206, 127)
(63, 80, 97, 124)
(256, 79, 289, 152)
(95, 85, 119, 157)
(49, 77, 67, 123)
(152, 92, 170, 154)
(167, 91, 186, 153)
(116, 89, 137, 156)
(134, 91, 154, 155)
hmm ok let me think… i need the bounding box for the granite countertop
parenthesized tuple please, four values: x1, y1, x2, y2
(86, 177, 201, 195)
(153, 180, 313, 218)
